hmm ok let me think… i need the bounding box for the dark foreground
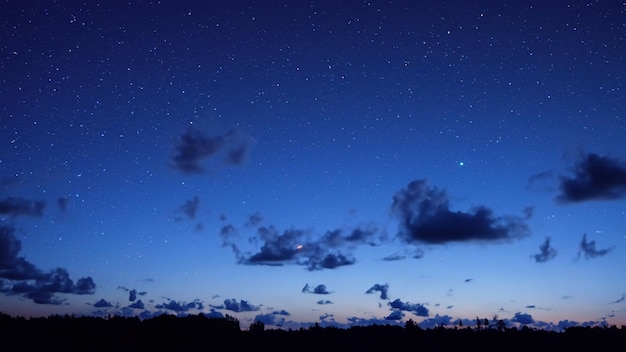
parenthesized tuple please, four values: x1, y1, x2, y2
(1, 312, 623, 351)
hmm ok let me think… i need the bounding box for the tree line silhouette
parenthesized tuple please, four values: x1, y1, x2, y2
(0, 312, 622, 351)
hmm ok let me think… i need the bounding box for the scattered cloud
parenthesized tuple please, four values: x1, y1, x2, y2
(212, 298, 259, 312)
(463, 278, 473, 283)
(388, 298, 429, 317)
(302, 284, 331, 295)
(577, 233, 613, 259)
(237, 225, 372, 271)
(245, 212, 263, 227)
(316, 299, 333, 305)
(93, 298, 113, 308)
(531, 237, 557, 263)
(391, 179, 530, 244)
(128, 299, 145, 309)
(170, 127, 252, 173)
(511, 312, 535, 325)
(557, 153, 626, 203)
(365, 283, 389, 300)
(178, 196, 200, 219)
(0, 224, 96, 304)
(0, 197, 46, 217)
(385, 309, 404, 320)
(155, 298, 203, 313)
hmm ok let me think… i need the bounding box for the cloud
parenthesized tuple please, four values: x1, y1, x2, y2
(0, 225, 96, 304)
(557, 153, 626, 203)
(388, 298, 429, 317)
(129, 289, 137, 301)
(391, 179, 530, 244)
(178, 196, 200, 219)
(463, 278, 473, 283)
(93, 298, 113, 308)
(212, 298, 259, 312)
(382, 253, 405, 261)
(170, 127, 252, 173)
(303, 284, 331, 295)
(155, 299, 203, 313)
(0, 197, 45, 217)
(511, 312, 535, 325)
(128, 299, 145, 309)
(385, 309, 404, 320)
(531, 237, 557, 263)
(317, 300, 333, 305)
(610, 294, 625, 304)
(578, 233, 613, 259)
(203, 309, 224, 319)
(418, 314, 455, 329)
(245, 212, 263, 227)
(239, 225, 366, 270)
(365, 283, 389, 300)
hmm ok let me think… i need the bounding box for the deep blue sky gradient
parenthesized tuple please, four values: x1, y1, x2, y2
(1, 1, 625, 329)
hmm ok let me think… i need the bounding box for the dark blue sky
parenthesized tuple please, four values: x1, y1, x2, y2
(1, 1, 625, 329)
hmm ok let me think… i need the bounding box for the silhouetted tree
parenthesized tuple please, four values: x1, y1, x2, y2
(250, 320, 265, 333)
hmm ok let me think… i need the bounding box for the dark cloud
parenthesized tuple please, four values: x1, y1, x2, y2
(531, 237, 557, 263)
(464, 278, 473, 283)
(170, 127, 252, 173)
(178, 196, 200, 219)
(129, 289, 137, 301)
(511, 312, 535, 325)
(385, 309, 404, 320)
(307, 253, 355, 271)
(93, 298, 113, 308)
(525, 305, 536, 309)
(365, 283, 389, 300)
(0, 197, 45, 217)
(0, 225, 96, 304)
(155, 299, 203, 313)
(610, 294, 625, 304)
(302, 283, 330, 294)
(317, 300, 333, 305)
(388, 298, 429, 317)
(578, 233, 613, 259)
(391, 179, 530, 244)
(128, 299, 145, 309)
(313, 284, 330, 295)
(213, 298, 259, 312)
(557, 153, 626, 203)
(239, 225, 363, 270)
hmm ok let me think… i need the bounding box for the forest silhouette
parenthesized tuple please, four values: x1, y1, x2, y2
(0, 312, 622, 351)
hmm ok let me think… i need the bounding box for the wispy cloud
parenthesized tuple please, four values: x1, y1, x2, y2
(531, 237, 557, 263)
(577, 233, 613, 259)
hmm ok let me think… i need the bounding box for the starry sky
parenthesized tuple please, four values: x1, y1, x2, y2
(1, 1, 625, 330)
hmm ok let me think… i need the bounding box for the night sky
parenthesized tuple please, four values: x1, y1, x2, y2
(1, 1, 625, 330)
